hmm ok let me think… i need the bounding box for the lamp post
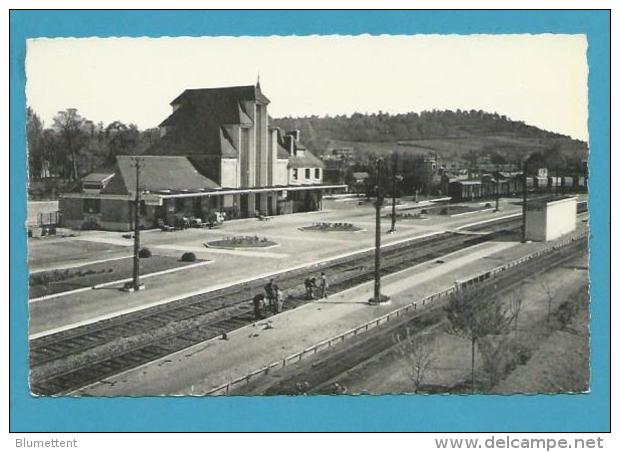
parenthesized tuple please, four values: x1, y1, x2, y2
(389, 172, 403, 233)
(521, 158, 528, 243)
(370, 157, 389, 304)
(130, 156, 145, 292)
(495, 166, 500, 212)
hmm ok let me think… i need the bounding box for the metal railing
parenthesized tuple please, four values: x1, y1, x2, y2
(204, 230, 587, 395)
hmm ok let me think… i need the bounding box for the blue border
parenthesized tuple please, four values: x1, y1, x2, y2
(9, 10, 610, 432)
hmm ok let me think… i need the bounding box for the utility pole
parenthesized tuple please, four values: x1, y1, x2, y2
(389, 158, 401, 233)
(495, 166, 500, 212)
(522, 159, 528, 243)
(130, 157, 144, 292)
(370, 157, 389, 304)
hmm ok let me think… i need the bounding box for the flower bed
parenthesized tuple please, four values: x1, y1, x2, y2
(384, 212, 427, 220)
(300, 222, 363, 232)
(29, 255, 205, 299)
(206, 235, 277, 249)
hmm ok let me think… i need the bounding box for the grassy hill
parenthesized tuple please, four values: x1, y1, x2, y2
(272, 110, 588, 164)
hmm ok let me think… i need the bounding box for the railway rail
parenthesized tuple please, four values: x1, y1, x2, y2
(30, 204, 586, 395)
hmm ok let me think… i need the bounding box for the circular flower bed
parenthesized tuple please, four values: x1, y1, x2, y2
(300, 222, 363, 232)
(205, 235, 277, 249)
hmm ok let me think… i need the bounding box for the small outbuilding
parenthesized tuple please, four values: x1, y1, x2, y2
(524, 196, 577, 242)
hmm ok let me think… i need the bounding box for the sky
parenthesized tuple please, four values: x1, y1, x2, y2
(25, 34, 589, 141)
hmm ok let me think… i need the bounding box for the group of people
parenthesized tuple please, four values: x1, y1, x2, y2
(252, 272, 329, 319)
(304, 271, 329, 300)
(253, 278, 285, 319)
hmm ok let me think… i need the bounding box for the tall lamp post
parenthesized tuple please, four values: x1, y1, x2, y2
(370, 157, 390, 305)
(494, 166, 500, 212)
(389, 171, 403, 233)
(129, 156, 145, 292)
(521, 158, 529, 243)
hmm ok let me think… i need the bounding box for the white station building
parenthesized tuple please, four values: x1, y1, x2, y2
(524, 196, 577, 242)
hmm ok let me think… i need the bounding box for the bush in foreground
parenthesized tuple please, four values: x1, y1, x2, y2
(139, 248, 152, 258)
(181, 252, 197, 262)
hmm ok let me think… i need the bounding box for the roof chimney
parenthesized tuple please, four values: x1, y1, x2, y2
(287, 130, 300, 142)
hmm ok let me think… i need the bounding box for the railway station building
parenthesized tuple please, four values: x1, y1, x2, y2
(59, 83, 346, 231)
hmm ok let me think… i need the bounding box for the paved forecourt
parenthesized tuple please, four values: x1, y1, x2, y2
(29, 199, 526, 336)
(77, 229, 582, 396)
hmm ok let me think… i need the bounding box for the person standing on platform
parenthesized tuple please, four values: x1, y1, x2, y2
(264, 278, 277, 313)
(304, 277, 315, 300)
(253, 293, 265, 319)
(319, 272, 329, 300)
(274, 287, 285, 314)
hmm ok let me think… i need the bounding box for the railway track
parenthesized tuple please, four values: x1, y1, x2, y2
(234, 237, 588, 395)
(29, 207, 585, 395)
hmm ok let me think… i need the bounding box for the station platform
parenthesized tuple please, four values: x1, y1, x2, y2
(29, 200, 527, 336)
(76, 233, 571, 396)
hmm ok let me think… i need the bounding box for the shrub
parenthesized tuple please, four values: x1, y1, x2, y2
(181, 252, 197, 262)
(139, 248, 152, 258)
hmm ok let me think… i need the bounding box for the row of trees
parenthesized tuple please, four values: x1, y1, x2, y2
(395, 285, 523, 394)
(396, 274, 589, 394)
(27, 107, 159, 182)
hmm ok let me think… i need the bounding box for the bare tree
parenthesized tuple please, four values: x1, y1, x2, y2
(393, 328, 436, 393)
(444, 285, 515, 393)
(509, 288, 524, 339)
(477, 335, 521, 388)
(538, 278, 555, 324)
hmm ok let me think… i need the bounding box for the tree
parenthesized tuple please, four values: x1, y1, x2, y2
(52, 108, 88, 180)
(509, 288, 524, 340)
(444, 285, 515, 393)
(26, 107, 45, 179)
(489, 151, 507, 165)
(393, 328, 436, 392)
(105, 121, 139, 164)
(477, 335, 515, 387)
(537, 277, 556, 325)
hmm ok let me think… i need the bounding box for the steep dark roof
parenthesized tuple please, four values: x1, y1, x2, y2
(101, 155, 219, 195)
(277, 143, 290, 159)
(151, 105, 238, 158)
(170, 85, 270, 108)
(151, 84, 270, 159)
(288, 150, 325, 169)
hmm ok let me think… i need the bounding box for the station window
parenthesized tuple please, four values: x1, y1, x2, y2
(140, 200, 147, 215)
(314, 168, 320, 179)
(293, 169, 298, 180)
(83, 198, 101, 214)
(305, 168, 311, 179)
(175, 197, 185, 211)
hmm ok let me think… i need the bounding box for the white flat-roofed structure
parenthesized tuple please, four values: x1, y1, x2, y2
(525, 196, 577, 242)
